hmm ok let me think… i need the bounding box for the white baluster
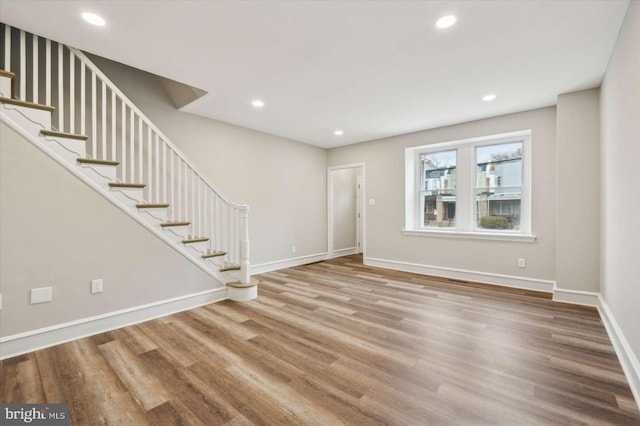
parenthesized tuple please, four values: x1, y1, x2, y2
(176, 159, 181, 221)
(216, 197, 221, 251)
(80, 62, 85, 135)
(45, 39, 50, 105)
(138, 116, 143, 183)
(57, 42, 63, 131)
(19, 30, 25, 100)
(161, 139, 167, 204)
(129, 109, 134, 181)
(91, 71, 97, 156)
(101, 80, 106, 159)
(147, 127, 152, 201)
(170, 150, 175, 221)
(69, 49, 74, 133)
(111, 90, 116, 161)
(121, 102, 127, 181)
(155, 134, 160, 202)
(32, 34, 38, 103)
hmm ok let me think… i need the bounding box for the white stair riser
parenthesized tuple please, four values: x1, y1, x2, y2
(161, 225, 191, 239)
(138, 208, 169, 226)
(183, 241, 210, 254)
(0, 103, 51, 135)
(203, 256, 226, 267)
(162, 227, 194, 244)
(0, 76, 12, 98)
(78, 163, 117, 183)
(39, 136, 86, 165)
(227, 285, 258, 302)
(109, 187, 145, 208)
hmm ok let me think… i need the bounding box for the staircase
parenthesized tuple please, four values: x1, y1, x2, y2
(0, 23, 257, 301)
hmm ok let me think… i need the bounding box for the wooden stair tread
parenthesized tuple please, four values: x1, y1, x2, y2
(0, 70, 15, 79)
(41, 129, 89, 141)
(220, 263, 241, 272)
(78, 158, 119, 166)
(226, 277, 259, 288)
(109, 182, 146, 188)
(161, 221, 190, 227)
(202, 251, 227, 259)
(136, 203, 170, 209)
(183, 237, 209, 244)
(0, 97, 55, 112)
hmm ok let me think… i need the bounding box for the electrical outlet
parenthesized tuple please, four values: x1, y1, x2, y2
(292, 246, 297, 254)
(518, 258, 526, 268)
(0, 293, 3, 310)
(31, 287, 52, 304)
(91, 279, 103, 294)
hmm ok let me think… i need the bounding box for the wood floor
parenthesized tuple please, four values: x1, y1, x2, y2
(2, 254, 639, 425)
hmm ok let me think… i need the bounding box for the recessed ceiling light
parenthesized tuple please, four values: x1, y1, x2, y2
(435, 15, 457, 29)
(334, 130, 344, 136)
(482, 94, 497, 101)
(251, 99, 265, 108)
(82, 12, 106, 27)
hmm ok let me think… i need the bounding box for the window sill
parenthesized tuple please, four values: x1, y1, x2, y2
(402, 229, 537, 243)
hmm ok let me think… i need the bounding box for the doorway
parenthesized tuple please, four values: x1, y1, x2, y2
(327, 163, 365, 260)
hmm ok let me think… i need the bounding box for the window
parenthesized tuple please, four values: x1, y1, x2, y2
(404, 130, 534, 241)
(420, 150, 456, 228)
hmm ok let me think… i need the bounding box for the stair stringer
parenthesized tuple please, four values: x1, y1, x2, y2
(0, 103, 231, 292)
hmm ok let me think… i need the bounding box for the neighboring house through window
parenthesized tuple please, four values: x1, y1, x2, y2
(404, 130, 535, 242)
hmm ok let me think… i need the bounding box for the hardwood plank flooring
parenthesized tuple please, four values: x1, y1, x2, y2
(2, 254, 639, 425)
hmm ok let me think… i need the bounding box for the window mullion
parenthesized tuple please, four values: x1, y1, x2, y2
(455, 146, 473, 232)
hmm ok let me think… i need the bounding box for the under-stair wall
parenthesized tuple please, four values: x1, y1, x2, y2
(0, 122, 225, 358)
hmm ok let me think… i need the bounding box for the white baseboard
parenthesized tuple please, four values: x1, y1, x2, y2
(364, 257, 555, 293)
(332, 247, 358, 258)
(597, 294, 640, 407)
(0, 287, 227, 360)
(251, 252, 328, 275)
(553, 288, 600, 306)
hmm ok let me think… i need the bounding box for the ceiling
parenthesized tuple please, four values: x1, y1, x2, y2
(0, 1, 629, 148)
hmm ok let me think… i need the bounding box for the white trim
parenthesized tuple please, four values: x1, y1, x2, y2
(402, 229, 537, 243)
(552, 288, 600, 306)
(0, 287, 227, 360)
(251, 252, 328, 275)
(333, 247, 358, 258)
(597, 295, 640, 407)
(0, 111, 228, 285)
(364, 257, 555, 292)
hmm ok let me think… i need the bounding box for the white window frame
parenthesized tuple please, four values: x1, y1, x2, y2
(404, 130, 535, 242)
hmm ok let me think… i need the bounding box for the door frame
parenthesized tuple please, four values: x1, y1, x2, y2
(327, 163, 366, 259)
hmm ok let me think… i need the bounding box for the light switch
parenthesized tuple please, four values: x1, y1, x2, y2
(368, 198, 376, 206)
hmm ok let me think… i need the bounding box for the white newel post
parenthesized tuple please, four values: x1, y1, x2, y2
(240, 206, 250, 284)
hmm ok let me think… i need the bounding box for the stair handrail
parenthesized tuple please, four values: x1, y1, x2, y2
(69, 47, 248, 212)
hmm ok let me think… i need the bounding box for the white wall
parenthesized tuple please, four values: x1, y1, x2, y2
(87, 54, 328, 266)
(600, 2, 640, 359)
(332, 167, 359, 251)
(556, 88, 600, 292)
(0, 123, 219, 337)
(328, 107, 557, 286)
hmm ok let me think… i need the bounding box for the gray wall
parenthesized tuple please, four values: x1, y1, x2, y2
(0, 123, 218, 337)
(556, 88, 600, 292)
(600, 2, 640, 359)
(328, 107, 557, 282)
(88, 54, 328, 266)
